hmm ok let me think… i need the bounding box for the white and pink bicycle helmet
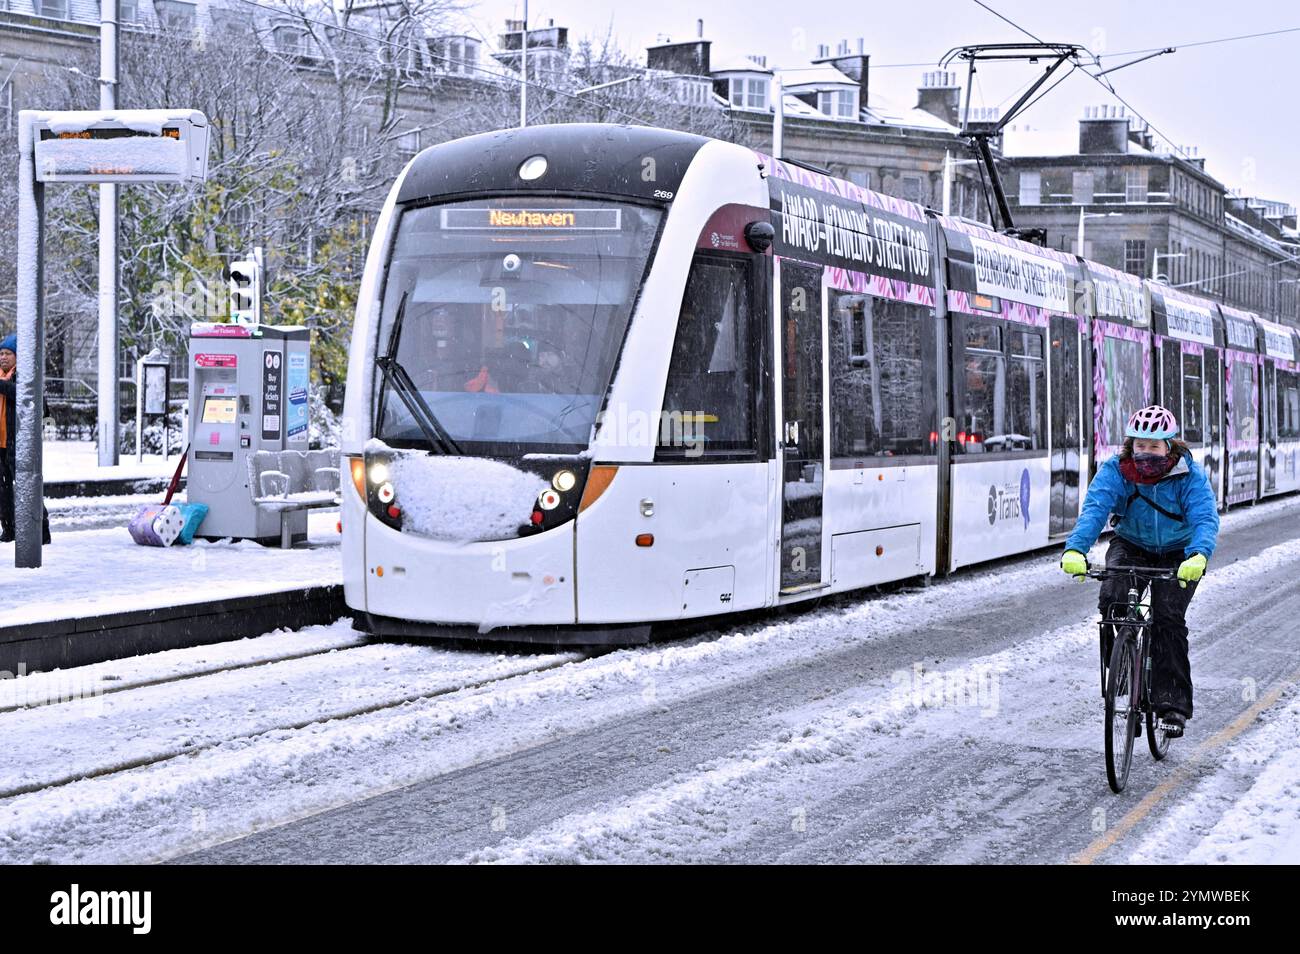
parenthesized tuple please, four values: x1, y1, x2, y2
(1125, 404, 1179, 440)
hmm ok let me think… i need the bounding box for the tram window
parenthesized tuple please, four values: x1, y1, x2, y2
(1231, 362, 1257, 442)
(1005, 330, 1046, 451)
(1160, 341, 1182, 424)
(1279, 370, 1300, 440)
(1182, 353, 1204, 443)
(958, 318, 1004, 453)
(828, 292, 936, 458)
(657, 254, 758, 457)
(1103, 335, 1145, 446)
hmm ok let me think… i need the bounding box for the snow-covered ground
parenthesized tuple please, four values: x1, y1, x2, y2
(2, 510, 340, 628)
(0, 493, 1295, 864)
(43, 440, 180, 484)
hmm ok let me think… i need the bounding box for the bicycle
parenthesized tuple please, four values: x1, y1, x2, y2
(1084, 564, 1186, 794)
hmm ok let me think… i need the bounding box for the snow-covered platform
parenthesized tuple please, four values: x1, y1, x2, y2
(43, 440, 184, 498)
(2, 511, 344, 672)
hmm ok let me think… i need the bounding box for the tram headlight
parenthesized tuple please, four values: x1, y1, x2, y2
(538, 488, 561, 511)
(368, 461, 390, 484)
(377, 482, 396, 504)
(552, 469, 576, 492)
(518, 154, 548, 181)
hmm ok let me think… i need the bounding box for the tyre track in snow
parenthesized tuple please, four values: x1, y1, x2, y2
(176, 499, 1300, 864)
(0, 638, 584, 801)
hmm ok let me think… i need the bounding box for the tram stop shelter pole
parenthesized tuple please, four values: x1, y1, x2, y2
(15, 111, 46, 569)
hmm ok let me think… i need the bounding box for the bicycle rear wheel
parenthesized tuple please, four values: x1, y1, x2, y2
(1105, 631, 1139, 793)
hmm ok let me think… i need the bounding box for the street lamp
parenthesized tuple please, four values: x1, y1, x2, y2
(942, 151, 980, 216)
(1075, 209, 1122, 255)
(1152, 249, 1186, 282)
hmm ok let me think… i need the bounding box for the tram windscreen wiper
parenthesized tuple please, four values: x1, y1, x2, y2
(375, 289, 462, 456)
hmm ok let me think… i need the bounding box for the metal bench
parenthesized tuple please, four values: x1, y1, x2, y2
(247, 449, 341, 547)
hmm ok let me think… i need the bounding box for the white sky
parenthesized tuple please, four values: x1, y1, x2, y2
(463, 0, 1300, 207)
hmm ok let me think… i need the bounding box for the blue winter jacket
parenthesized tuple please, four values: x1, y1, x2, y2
(1064, 453, 1220, 559)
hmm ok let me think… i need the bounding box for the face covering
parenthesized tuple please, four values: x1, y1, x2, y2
(1132, 452, 1171, 479)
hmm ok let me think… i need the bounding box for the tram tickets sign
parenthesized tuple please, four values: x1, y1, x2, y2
(30, 109, 210, 184)
(1260, 319, 1297, 361)
(770, 180, 932, 286)
(967, 236, 1070, 313)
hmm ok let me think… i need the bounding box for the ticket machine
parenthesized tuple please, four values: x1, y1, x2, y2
(187, 323, 311, 542)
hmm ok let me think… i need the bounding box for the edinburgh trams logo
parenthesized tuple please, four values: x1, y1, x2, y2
(987, 469, 1032, 529)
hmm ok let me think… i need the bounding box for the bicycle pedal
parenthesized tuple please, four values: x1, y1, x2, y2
(1160, 721, 1184, 739)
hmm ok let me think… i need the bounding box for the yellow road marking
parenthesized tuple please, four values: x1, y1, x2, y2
(1071, 664, 1300, 865)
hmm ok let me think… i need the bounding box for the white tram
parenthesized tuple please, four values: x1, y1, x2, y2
(339, 123, 1300, 644)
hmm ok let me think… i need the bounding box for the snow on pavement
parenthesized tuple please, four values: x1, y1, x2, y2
(2, 510, 341, 628)
(43, 440, 180, 484)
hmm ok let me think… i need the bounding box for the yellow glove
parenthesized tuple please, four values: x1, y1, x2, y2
(1177, 553, 1207, 588)
(1060, 550, 1088, 579)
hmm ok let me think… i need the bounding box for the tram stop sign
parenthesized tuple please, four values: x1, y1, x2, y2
(31, 108, 210, 184)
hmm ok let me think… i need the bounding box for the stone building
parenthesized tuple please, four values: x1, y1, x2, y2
(1003, 106, 1300, 327)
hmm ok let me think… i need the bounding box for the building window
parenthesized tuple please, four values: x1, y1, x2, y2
(0, 79, 12, 132)
(1018, 171, 1041, 205)
(730, 76, 768, 110)
(1072, 171, 1094, 204)
(1125, 167, 1147, 203)
(848, 169, 871, 191)
(901, 175, 923, 203)
(395, 128, 420, 157)
(1124, 239, 1147, 277)
(35, 0, 69, 18)
(155, 0, 197, 28)
(817, 89, 855, 119)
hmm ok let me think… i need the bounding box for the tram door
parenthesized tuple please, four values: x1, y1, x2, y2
(1048, 315, 1081, 535)
(1263, 361, 1278, 492)
(778, 261, 825, 593)
(1204, 348, 1223, 504)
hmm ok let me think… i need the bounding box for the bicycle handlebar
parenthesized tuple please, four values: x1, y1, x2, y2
(1084, 565, 1179, 582)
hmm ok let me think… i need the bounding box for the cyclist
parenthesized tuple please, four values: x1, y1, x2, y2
(1059, 405, 1219, 737)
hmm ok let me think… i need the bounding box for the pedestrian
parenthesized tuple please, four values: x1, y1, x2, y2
(1058, 405, 1219, 737)
(0, 333, 52, 545)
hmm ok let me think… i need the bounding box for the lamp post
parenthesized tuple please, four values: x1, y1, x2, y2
(1152, 249, 1186, 283)
(1075, 208, 1122, 255)
(942, 151, 980, 217)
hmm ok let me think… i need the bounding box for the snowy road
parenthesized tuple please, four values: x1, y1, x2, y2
(2, 496, 1298, 864)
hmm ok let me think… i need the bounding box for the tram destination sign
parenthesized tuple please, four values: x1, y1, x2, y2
(440, 207, 622, 230)
(770, 180, 931, 286)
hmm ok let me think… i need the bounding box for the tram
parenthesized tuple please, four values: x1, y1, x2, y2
(339, 123, 1300, 643)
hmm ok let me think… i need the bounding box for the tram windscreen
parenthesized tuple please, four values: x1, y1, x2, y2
(373, 197, 662, 454)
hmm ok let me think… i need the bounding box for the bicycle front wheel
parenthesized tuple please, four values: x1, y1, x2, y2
(1105, 631, 1139, 793)
(1147, 710, 1172, 760)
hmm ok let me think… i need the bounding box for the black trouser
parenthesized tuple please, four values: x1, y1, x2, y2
(0, 452, 50, 542)
(1099, 535, 1197, 718)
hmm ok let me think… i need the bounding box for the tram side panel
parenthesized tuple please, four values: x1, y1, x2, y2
(1221, 307, 1262, 505)
(577, 143, 777, 623)
(1258, 320, 1300, 496)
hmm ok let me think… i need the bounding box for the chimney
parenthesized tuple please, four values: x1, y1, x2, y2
(1079, 104, 1130, 154)
(917, 70, 961, 127)
(813, 38, 869, 108)
(646, 27, 711, 76)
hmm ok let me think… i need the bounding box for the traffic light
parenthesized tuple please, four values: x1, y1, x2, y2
(226, 258, 261, 324)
